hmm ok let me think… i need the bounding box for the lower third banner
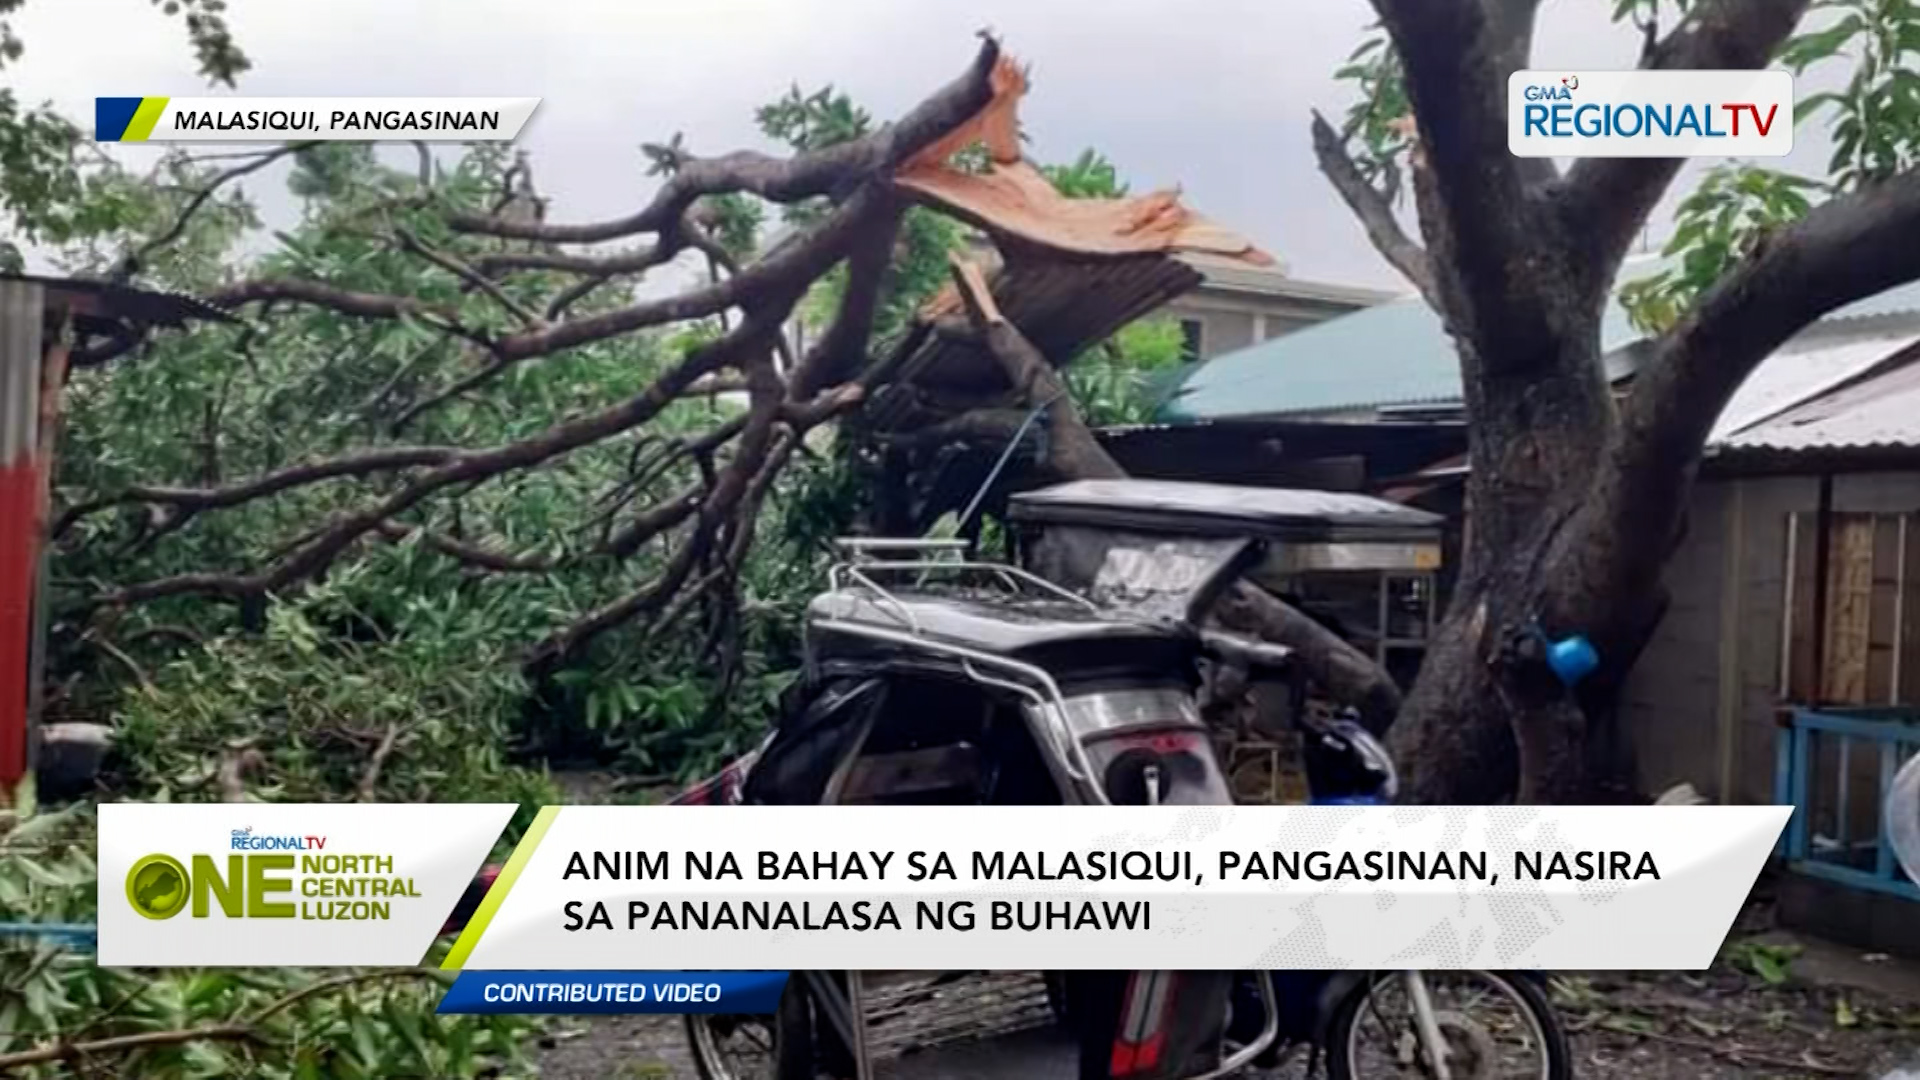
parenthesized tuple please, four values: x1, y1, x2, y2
(437, 970, 789, 1014)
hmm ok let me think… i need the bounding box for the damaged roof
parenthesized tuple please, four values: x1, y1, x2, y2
(0, 272, 237, 338)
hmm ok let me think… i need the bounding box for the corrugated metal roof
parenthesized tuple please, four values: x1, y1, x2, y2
(1826, 277, 1920, 323)
(1, 279, 42, 466)
(0, 273, 237, 331)
(1707, 327, 1920, 442)
(870, 252, 1203, 433)
(1159, 293, 1644, 422)
(1715, 339, 1920, 452)
(1160, 268, 1920, 425)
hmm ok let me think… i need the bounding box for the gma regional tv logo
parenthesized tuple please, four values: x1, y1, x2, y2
(1508, 69, 1793, 158)
(124, 830, 423, 923)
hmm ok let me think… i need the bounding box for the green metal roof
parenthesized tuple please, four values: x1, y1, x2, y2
(1156, 273, 1920, 424)
(1158, 293, 1643, 423)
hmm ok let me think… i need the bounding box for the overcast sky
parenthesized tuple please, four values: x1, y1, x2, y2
(6, 0, 1841, 291)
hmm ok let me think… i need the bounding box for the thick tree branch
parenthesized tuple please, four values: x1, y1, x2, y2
(1622, 167, 1920, 469)
(447, 36, 1002, 244)
(941, 255, 1404, 724)
(1369, 0, 1560, 357)
(948, 255, 1124, 480)
(92, 307, 797, 611)
(1309, 109, 1437, 305)
(53, 446, 461, 538)
(530, 357, 789, 666)
(209, 279, 493, 348)
(1554, 0, 1809, 276)
(487, 185, 890, 361)
(384, 190, 882, 429)
(1212, 582, 1403, 733)
(602, 487, 704, 560)
(789, 195, 906, 398)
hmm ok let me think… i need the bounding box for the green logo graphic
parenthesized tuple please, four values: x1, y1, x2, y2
(126, 854, 189, 920)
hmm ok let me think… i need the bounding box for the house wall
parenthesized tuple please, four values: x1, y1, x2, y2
(1160, 290, 1363, 359)
(1623, 469, 1920, 805)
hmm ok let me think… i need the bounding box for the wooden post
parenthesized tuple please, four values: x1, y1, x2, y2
(1715, 481, 1747, 804)
(1811, 475, 1834, 704)
(0, 279, 44, 795)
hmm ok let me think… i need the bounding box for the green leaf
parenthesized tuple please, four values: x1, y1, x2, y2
(1779, 16, 1866, 73)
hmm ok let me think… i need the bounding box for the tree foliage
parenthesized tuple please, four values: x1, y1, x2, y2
(0, 0, 250, 271)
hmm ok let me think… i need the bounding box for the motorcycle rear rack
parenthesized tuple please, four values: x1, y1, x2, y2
(827, 536, 1098, 634)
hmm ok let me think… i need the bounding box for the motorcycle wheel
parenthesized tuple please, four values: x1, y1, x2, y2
(685, 978, 816, 1080)
(1324, 971, 1570, 1080)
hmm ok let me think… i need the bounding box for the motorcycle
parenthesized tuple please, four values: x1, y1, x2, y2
(679, 479, 1573, 1080)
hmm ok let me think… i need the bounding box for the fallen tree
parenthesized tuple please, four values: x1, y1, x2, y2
(51, 35, 1397, 744)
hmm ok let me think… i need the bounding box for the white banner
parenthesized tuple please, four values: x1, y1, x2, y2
(1508, 70, 1793, 157)
(98, 803, 516, 967)
(96, 97, 539, 142)
(450, 804, 1788, 972)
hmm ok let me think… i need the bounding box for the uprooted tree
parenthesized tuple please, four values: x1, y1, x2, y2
(1309, 0, 1920, 802)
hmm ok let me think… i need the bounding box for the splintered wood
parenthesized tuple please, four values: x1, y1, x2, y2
(892, 51, 1275, 267)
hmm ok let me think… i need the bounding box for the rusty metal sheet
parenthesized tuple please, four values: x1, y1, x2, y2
(0, 272, 237, 343)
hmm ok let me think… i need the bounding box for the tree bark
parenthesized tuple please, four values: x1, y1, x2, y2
(1334, 0, 1920, 804)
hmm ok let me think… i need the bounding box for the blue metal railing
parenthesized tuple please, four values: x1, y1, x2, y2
(1774, 707, 1920, 901)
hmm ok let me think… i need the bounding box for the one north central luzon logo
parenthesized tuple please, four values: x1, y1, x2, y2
(1521, 76, 1780, 139)
(125, 829, 421, 923)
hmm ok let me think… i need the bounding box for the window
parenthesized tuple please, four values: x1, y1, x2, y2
(1179, 318, 1204, 362)
(1781, 511, 1920, 704)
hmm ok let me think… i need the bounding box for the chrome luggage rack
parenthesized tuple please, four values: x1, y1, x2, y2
(825, 536, 1098, 631)
(810, 536, 1108, 804)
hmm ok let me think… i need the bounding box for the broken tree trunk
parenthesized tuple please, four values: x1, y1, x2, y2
(946, 256, 1404, 732)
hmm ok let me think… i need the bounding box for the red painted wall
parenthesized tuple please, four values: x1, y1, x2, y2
(0, 456, 37, 790)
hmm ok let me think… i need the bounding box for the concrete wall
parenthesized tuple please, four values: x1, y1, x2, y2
(1160, 290, 1361, 360)
(1623, 470, 1920, 805)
